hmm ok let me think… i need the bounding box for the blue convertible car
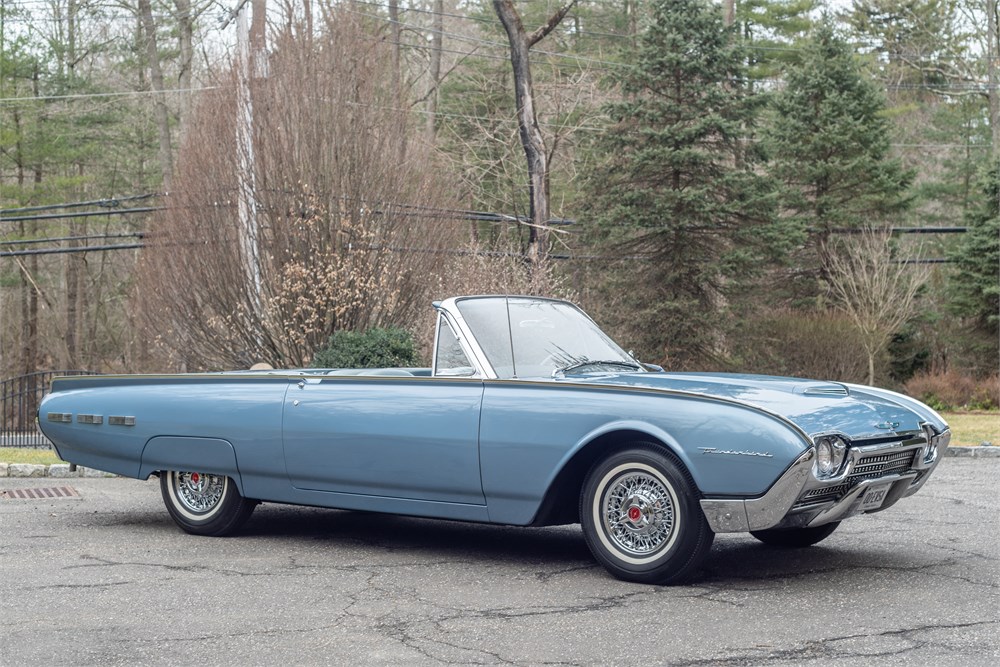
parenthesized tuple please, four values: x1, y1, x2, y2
(39, 296, 950, 584)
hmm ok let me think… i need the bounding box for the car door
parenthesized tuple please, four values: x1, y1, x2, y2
(281, 376, 486, 505)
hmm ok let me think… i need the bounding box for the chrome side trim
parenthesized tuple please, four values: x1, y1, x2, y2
(745, 448, 816, 530)
(699, 499, 750, 533)
(700, 448, 815, 533)
(108, 415, 136, 426)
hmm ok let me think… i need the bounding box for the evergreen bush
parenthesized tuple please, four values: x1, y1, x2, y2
(312, 327, 421, 369)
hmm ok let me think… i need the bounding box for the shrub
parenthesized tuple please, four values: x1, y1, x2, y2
(903, 370, 1000, 411)
(312, 327, 421, 369)
(970, 379, 1000, 411)
(728, 310, 869, 382)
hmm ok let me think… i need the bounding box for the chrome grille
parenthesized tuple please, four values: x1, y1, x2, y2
(849, 450, 916, 482)
(801, 484, 850, 504)
(796, 448, 918, 507)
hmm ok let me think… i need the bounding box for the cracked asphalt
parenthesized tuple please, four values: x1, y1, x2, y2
(1, 457, 996, 666)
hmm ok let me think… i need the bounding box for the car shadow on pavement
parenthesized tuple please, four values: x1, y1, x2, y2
(91, 500, 930, 585)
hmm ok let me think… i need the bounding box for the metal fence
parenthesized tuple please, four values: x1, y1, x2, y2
(1, 371, 98, 448)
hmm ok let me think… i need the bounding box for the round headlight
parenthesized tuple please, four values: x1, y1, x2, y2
(816, 438, 833, 475)
(814, 436, 848, 478)
(830, 436, 847, 470)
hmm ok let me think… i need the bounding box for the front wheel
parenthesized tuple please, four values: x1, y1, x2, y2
(580, 446, 714, 585)
(160, 470, 256, 536)
(750, 522, 840, 548)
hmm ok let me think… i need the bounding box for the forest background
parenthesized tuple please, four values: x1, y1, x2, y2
(1, 0, 998, 411)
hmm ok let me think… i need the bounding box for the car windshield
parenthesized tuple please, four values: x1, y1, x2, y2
(456, 297, 638, 379)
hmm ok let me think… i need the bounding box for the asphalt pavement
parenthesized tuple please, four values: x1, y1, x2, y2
(1, 457, 997, 666)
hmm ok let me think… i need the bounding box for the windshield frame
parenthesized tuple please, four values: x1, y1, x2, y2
(436, 295, 641, 380)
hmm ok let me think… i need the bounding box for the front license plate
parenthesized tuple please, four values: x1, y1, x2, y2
(859, 482, 892, 511)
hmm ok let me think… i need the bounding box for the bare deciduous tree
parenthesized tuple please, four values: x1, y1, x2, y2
(134, 9, 467, 371)
(492, 0, 577, 280)
(823, 228, 930, 385)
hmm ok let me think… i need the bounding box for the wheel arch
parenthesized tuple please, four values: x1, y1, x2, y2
(139, 436, 246, 495)
(529, 426, 699, 527)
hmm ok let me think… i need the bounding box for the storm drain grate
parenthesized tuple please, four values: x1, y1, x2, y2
(0, 486, 80, 500)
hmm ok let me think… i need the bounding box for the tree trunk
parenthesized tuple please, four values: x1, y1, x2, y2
(174, 0, 194, 139)
(425, 0, 443, 143)
(251, 0, 267, 53)
(722, 0, 735, 27)
(492, 0, 576, 279)
(138, 0, 173, 190)
(388, 0, 406, 160)
(866, 346, 875, 386)
(388, 0, 401, 96)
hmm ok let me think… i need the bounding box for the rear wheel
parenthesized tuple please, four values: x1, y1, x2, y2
(750, 522, 840, 548)
(580, 446, 714, 585)
(160, 470, 256, 536)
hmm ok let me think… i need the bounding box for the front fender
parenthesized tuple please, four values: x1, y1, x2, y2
(479, 382, 811, 525)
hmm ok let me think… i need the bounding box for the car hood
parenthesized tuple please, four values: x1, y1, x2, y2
(561, 371, 937, 440)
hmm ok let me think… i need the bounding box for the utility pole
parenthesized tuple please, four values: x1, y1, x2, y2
(990, 0, 999, 161)
(223, 1, 262, 316)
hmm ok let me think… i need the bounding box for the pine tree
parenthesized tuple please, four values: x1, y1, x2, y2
(582, 0, 781, 367)
(737, 0, 817, 80)
(765, 19, 913, 299)
(949, 164, 1000, 336)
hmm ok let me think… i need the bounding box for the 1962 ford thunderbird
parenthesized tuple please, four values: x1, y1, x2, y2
(38, 295, 950, 584)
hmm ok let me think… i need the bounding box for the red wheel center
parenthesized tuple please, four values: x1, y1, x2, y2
(628, 506, 642, 522)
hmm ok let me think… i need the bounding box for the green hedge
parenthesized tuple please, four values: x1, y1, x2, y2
(312, 327, 421, 369)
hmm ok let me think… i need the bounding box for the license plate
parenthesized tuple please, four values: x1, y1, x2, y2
(860, 482, 892, 511)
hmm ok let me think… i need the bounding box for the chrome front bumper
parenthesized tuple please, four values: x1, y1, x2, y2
(700, 429, 950, 533)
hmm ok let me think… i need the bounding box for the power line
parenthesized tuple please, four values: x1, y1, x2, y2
(0, 194, 160, 216)
(0, 206, 164, 224)
(0, 242, 144, 258)
(0, 86, 219, 104)
(0, 232, 145, 247)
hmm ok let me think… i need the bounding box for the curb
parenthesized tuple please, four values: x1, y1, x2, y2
(946, 446, 1000, 458)
(0, 463, 116, 478)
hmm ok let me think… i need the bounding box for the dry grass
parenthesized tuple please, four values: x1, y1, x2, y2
(0, 448, 64, 465)
(942, 411, 1000, 447)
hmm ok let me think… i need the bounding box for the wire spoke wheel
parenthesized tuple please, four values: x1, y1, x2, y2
(601, 469, 677, 557)
(160, 470, 257, 536)
(173, 471, 227, 514)
(581, 445, 713, 585)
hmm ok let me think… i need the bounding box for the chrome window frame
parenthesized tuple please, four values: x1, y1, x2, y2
(431, 305, 492, 379)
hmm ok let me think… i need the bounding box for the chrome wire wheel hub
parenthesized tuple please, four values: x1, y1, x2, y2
(175, 472, 225, 514)
(602, 471, 675, 557)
